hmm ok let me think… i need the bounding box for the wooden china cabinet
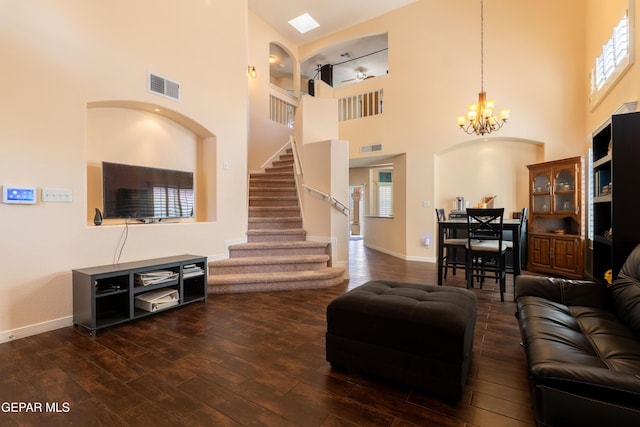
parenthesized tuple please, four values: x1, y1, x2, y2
(527, 156, 585, 278)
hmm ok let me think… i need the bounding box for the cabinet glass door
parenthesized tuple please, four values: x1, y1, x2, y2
(554, 168, 576, 213)
(532, 172, 551, 212)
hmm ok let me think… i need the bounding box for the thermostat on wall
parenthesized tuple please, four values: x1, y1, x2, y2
(2, 185, 37, 204)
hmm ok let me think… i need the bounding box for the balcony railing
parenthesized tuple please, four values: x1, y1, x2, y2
(269, 95, 295, 128)
(338, 89, 383, 121)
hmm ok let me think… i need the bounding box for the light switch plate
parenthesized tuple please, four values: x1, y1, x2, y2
(42, 188, 73, 203)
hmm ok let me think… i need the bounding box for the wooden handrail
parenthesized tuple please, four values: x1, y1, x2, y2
(289, 135, 303, 177)
(302, 184, 350, 216)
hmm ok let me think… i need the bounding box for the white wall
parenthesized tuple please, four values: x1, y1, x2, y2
(435, 139, 544, 217)
(0, 0, 249, 340)
(298, 0, 589, 261)
(247, 11, 297, 171)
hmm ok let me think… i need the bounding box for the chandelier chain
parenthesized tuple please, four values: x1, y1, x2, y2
(480, 0, 484, 93)
(457, 0, 509, 136)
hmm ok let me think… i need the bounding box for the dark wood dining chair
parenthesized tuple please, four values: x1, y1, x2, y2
(465, 208, 508, 302)
(436, 208, 467, 279)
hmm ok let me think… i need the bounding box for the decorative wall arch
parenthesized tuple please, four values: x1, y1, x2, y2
(86, 100, 217, 223)
(87, 100, 216, 138)
(435, 137, 544, 217)
(269, 42, 297, 95)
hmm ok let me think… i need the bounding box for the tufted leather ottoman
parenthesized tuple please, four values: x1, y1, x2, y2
(326, 280, 477, 400)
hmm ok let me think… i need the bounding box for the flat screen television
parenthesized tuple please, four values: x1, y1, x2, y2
(102, 161, 194, 220)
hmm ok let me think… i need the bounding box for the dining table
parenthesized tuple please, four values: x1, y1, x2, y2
(436, 218, 527, 286)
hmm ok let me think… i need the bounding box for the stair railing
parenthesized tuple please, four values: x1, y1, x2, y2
(302, 184, 350, 216)
(288, 136, 306, 222)
(287, 136, 349, 217)
(289, 135, 304, 177)
(259, 139, 293, 171)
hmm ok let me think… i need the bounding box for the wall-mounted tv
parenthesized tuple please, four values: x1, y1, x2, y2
(102, 161, 194, 220)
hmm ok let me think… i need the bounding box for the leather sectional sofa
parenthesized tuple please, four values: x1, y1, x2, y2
(515, 244, 640, 427)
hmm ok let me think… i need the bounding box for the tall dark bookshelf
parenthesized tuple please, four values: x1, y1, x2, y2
(590, 110, 640, 282)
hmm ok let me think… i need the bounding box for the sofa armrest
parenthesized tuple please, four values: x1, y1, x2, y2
(515, 275, 608, 307)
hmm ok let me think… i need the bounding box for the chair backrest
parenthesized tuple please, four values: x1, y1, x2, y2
(520, 207, 528, 224)
(520, 206, 528, 233)
(466, 208, 505, 245)
(435, 208, 446, 222)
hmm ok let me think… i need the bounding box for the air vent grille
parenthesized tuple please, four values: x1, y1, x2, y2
(361, 144, 383, 153)
(148, 72, 181, 101)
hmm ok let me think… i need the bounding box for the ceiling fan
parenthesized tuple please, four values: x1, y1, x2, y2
(341, 67, 374, 83)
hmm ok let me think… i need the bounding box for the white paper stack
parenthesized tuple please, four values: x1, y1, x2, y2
(135, 270, 178, 286)
(135, 289, 179, 312)
(183, 263, 204, 278)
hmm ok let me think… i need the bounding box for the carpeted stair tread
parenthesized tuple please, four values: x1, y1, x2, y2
(208, 267, 345, 285)
(229, 241, 330, 250)
(248, 216, 302, 223)
(249, 182, 295, 188)
(247, 228, 305, 235)
(248, 217, 303, 230)
(265, 166, 294, 173)
(246, 228, 306, 242)
(208, 273, 345, 294)
(208, 254, 330, 275)
(210, 254, 329, 267)
(249, 189, 296, 194)
(249, 207, 301, 218)
(249, 196, 298, 200)
(249, 174, 294, 180)
(249, 196, 298, 205)
(249, 206, 300, 211)
(272, 160, 294, 167)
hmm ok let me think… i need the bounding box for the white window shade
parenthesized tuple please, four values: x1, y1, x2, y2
(590, 5, 634, 109)
(377, 183, 393, 217)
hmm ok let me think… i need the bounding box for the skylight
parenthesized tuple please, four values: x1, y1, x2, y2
(288, 13, 320, 34)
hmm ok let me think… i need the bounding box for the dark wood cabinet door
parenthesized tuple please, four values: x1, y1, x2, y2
(529, 236, 552, 268)
(552, 237, 581, 275)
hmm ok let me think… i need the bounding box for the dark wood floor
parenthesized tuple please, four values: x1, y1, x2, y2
(0, 240, 535, 426)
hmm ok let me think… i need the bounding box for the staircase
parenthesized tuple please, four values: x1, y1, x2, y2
(207, 149, 345, 294)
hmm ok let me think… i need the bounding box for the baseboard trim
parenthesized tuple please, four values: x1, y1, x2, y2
(363, 243, 434, 263)
(363, 243, 407, 260)
(405, 255, 435, 263)
(0, 316, 73, 344)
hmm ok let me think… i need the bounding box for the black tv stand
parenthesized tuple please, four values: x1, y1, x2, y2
(72, 254, 207, 335)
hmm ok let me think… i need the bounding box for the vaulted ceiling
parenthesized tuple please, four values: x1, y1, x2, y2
(249, 0, 417, 88)
(248, 0, 417, 44)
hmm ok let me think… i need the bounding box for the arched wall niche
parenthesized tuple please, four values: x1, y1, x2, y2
(435, 137, 544, 218)
(86, 100, 217, 224)
(269, 42, 297, 96)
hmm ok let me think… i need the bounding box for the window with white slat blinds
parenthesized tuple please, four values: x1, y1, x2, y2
(377, 183, 393, 217)
(590, 8, 633, 108)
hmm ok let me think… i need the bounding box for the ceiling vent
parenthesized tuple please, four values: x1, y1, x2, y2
(361, 144, 383, 153)
(148, 72, 180, 101)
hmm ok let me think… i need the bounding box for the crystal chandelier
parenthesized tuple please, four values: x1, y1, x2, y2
(457, 0, 509, 136)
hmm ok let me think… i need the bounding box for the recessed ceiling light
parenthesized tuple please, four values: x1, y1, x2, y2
(288, 13, 320, 34)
